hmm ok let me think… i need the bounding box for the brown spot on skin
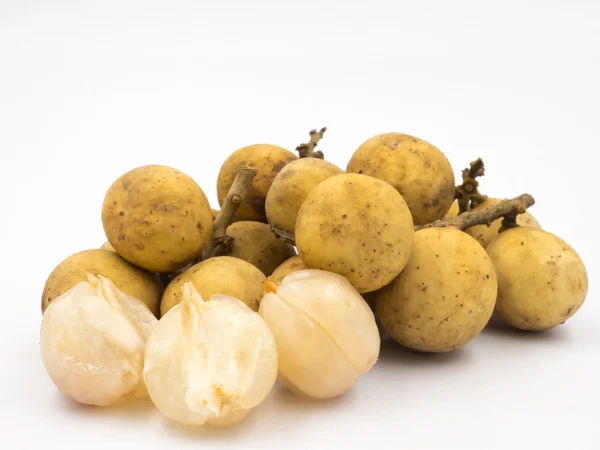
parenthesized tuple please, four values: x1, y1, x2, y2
(135, 243, 145, 251)
(119, 211, 125, 216)
(196, 222, 203, 230)
(122, 178, 131, 190)
(118, 233, 126, 240)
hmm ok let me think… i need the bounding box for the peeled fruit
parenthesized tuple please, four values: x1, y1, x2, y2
(217, 144, 298, 223)
(465, 198, 541, 248)
(487, 227, 588, 331)
(259, 269, 380, 399)
(225, 221, 296, 276)
(161, 256, 266, 317)
(346, 133, 455, 225)
(265, 158, 343, 233)
(270, 256, 307, 284)
(102, 165, 213, 273)
(444, 201, 459, 219)
(295, 173, 414, 293)
(42, 249, 163, 316)
(376, 228, 497, 352)
(144, 283, 278, 427)
(40, 275, 158, 406)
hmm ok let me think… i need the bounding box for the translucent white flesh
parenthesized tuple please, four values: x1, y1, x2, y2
(259, 269, 380, 399)
(143, 285, 278, 427)
(40, 276, 158, 406)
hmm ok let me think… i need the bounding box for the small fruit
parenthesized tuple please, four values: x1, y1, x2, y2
(102, 165, 213, 273)
(217, 144, 297, 223)
(376, 228, 497, 352)
(444, 201, 459, 219)
(259, 270, 380, 399)
(270, 255, 307, 284)
(40, 275, 158, 406)
(42, 249, 163, 316)
(225, 221, 296, 276)
(487, 227, 588, 331)
(144, 283, 278, 427)
(161, 256, 266, 317)
(465, 198, 541, 248)
(265, 158, 343, 234)
(346, 133, 455, 225)
(295, 173, 414, 293)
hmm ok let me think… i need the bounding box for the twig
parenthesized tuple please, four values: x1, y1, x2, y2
(272, 193, 535, 245)
(296, 127, 327, 159)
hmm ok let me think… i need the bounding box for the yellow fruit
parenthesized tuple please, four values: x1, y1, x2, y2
(376, 228, 497, 352)
(161, 256, 266, 317)
(265, 158, 343, 233)
(444, 200, 459, 219)
(102, 165, 213, 273)
(347, 133, 455, 225)
(270, 256, 307, 284)
(100, 241, 115, 251)
(259, 270, 380, 399)
(487, 227, 588, 331)
(42, 249, 163, 316)
(217, 144, 297, 222)
(225, 221, 296, 276)
(296, 173, 414, 293)
(465, 198, 541, 248)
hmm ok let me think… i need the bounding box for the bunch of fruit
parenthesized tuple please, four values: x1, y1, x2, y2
(40, 128, 588, 427)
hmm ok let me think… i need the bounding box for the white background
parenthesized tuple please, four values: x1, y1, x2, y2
(1, 1, 598, 449)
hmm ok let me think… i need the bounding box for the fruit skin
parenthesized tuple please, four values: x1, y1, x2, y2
(42, 249, 163, 316)
(465, 197, 541, 248)
(225, 221, 296, 276)
(100, 241, 115, 251)
(346, 133, 455, 225)
(217, 144, 298, 223)
(270, 255, 307, 284)
(376, 228, 497, 352)
(444, 200, 459, 219)
(265, 158, 343, 234)
(259, 269, 380, 400)
(161, 256, 266, 317)
(487, 227, 588, 331)
(295, 173, 414, 293)
(102, 165, 214, 273)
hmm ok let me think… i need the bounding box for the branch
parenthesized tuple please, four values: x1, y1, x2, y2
(272, 193, 535, 245)
(416, 194, 535, 231)
(455, 157, 488, 214)
(202, 167, 258, 259)
(296, 127, 327, 159)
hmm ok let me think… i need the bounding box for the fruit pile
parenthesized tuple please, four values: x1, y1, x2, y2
(40, 129, 589, 427)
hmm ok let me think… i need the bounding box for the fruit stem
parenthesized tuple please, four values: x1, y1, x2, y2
(202, 167, 258, 260)
(455, 158, 488, 214)
(416, 193, 535, 232)
(296, 127, 327, 159)
(270, 226, 296, 245)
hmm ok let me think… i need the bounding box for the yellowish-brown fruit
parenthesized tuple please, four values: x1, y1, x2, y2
(465, 198, 541, 248)
(346, 133, 455, 225)
(42, 249, 163, 316)
(296, 173, 414, 293)
(225, 221, 296, 276)
(376, 228, 497, 352)
(102, 165, 213, 273)
(487, 227, 588, 331)
(270, 255, 307, 284)
(161, 256, 266, 317)
(444, 200, 459, 219)
(41, 275, 158, 406)
(217, 144, 297, 223)
(144, 283, 278, 427)
(259, 270, 380, 399)
(265, 158, 343, 234)
(100, 241, 115, 252)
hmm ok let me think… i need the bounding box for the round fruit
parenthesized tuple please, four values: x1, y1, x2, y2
(465, 198, 541, 248)
(42, 249, 163, 316)
(346, 133, 455, 225)
(295, 173, 414, 293)
(444, 201, 459, 219)
(487, 227, 588, 331)
(102, 165, 213, 273)
(270, 255, 307, 284)
(376, 228, 497, 352)
(225, 221, 296, 276)
(217, 144, 297, 222)
(100, 241, 115, 251)
(161, 256, 266, 317)
(265, 158, 343, 233)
